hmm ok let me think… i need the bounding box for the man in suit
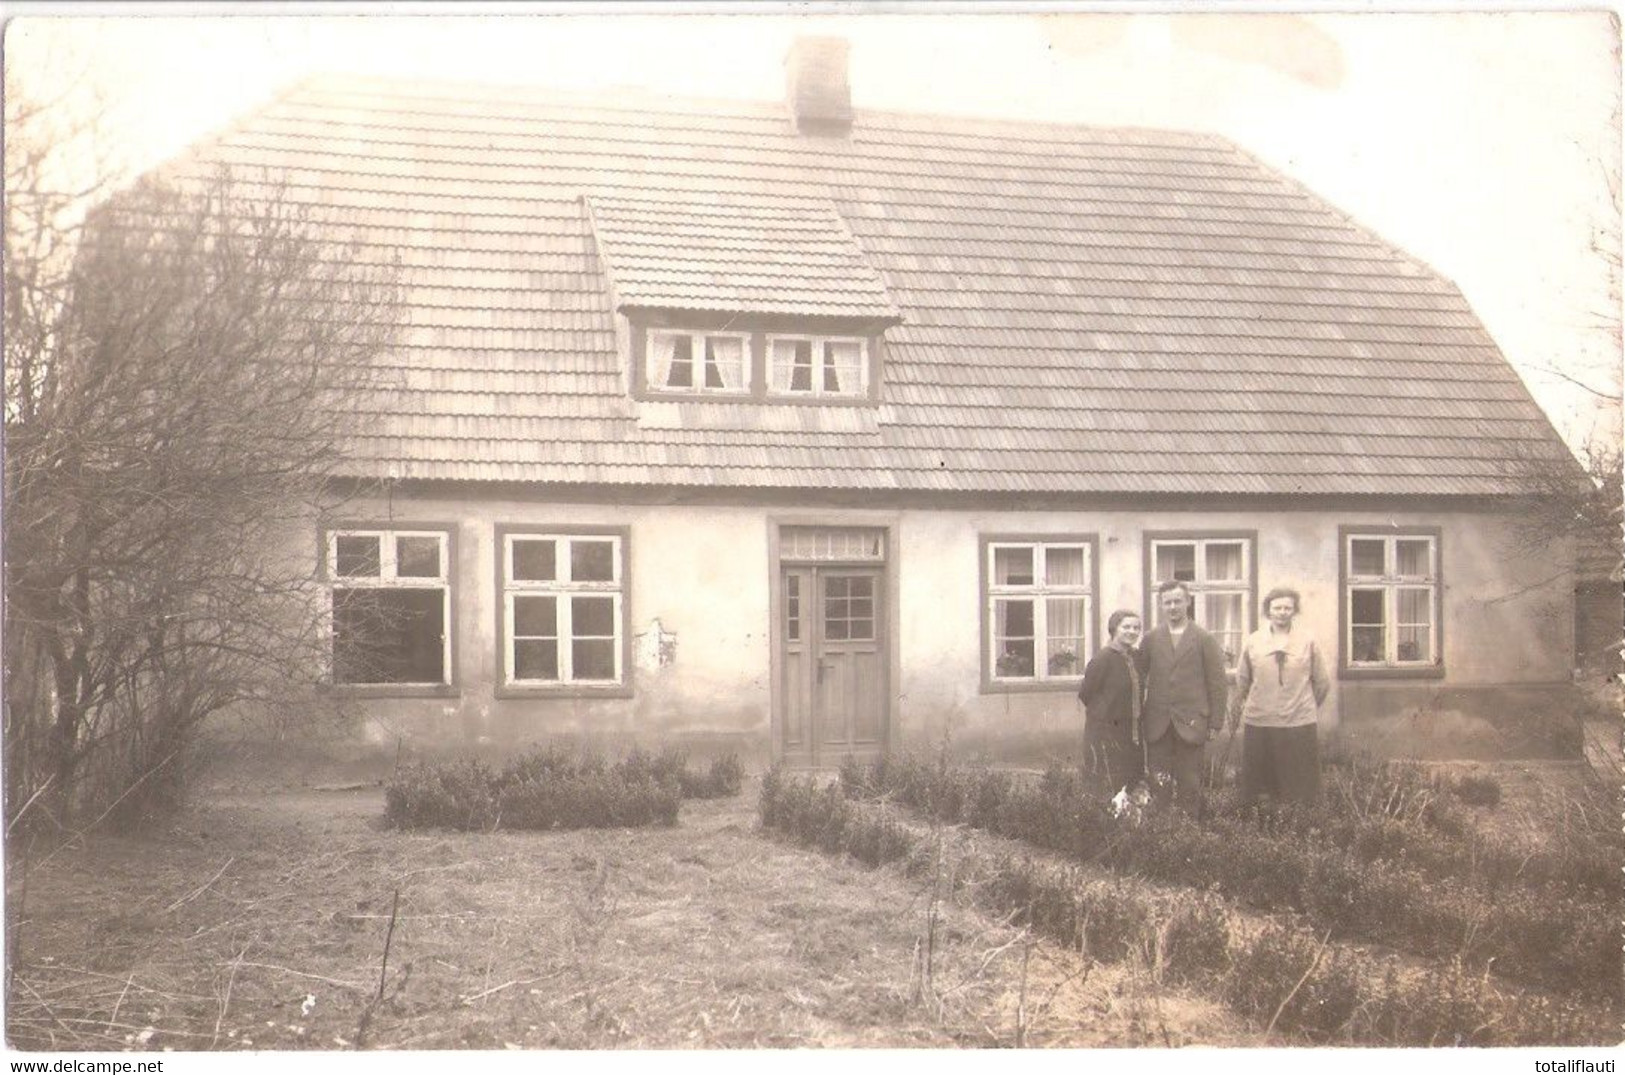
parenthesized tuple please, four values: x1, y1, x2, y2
(1142, 579, 1229, 816)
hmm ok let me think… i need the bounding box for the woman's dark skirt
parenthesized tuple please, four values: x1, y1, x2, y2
(1083, 720, 1145, 793)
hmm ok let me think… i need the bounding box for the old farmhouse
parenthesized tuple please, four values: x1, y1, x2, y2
(174, 40, 1581, 765)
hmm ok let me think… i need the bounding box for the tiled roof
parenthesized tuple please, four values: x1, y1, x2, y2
(173, 73, 1575, 496)
(583, 192, 899, 319)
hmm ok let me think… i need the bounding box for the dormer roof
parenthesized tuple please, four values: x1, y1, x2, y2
(583, 190, 899, 321)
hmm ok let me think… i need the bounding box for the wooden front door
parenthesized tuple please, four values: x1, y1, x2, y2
(780, 565, 886, 766)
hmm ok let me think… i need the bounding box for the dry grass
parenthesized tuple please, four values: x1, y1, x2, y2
(7, 777, 1248, 1051)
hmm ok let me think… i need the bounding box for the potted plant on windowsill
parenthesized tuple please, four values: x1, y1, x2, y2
(996, 648, 1034, 678)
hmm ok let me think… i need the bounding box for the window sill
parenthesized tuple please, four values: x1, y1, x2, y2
(634, 390, 878, 407)
(982, 678, 1083, 696)
(640, 390, 753, 401)
(1340, 665, 1447, 681)
(321, 683, 460, 699)
(495, 684, 635, 701)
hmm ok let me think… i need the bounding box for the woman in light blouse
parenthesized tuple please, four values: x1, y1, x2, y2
(1229, 586, 1332, 805)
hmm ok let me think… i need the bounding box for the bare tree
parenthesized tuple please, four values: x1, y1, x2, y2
(4, 74, 401, 833)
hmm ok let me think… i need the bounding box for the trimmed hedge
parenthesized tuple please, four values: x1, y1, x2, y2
(385, 745, 741, 831)
(836, 754, 1619, 1001)
(758, 766, 1602, 1045)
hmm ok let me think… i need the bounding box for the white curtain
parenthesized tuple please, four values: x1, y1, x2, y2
(994, 546, 1033, 586)
(1205, 542, 1243, 582)
(1045, 546, 1085, 586)
(1046, 598, 1086, 673)
(823, 340, 862, 394)
(1396, 539, 1430, 578)
(770, 339, 803, 392)
(650, 332, 680, 388)
(1396, 588, 1432, 661)
(1205, 591, 1244, 667)
(705, 336, 745, 390)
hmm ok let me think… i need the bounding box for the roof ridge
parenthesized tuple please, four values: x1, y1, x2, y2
(283, 69, 1233, 148)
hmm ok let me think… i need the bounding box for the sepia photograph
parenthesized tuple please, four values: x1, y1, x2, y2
(3, 3, 1621, 1060)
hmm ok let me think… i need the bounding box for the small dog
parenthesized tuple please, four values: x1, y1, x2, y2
(1110, 780, 1153, 823)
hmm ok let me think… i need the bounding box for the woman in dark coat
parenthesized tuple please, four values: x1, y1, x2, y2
(1078, 609, 1147, 793)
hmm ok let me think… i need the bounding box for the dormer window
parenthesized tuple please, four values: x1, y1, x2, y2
(768, 336, 867, 398)
(648, 330, 748, 395)
(584, 190, 900, 405)
(631, 320, 884, 404)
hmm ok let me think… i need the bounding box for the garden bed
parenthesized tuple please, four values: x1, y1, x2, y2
(758, 754, 1620, 1045)
(6, 777, 1249, 1050)
(384, 746, 744, 831)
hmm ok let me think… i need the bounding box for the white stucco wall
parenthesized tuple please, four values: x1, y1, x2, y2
(892, 507, 1572, 761)
(312, 494, 1573, 763)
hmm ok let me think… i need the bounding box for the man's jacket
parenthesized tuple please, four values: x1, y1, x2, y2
(1142, 620, 1229, 746)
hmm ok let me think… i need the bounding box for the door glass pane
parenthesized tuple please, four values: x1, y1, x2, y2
(395, 536, 441, 578)
(994, 546, 1035, 586)
(335, 535, 381, 577)
(1396, 539, 1431, 578)
(1045, 546, 1085, 586)
(570, 540, 615, 582)
(1205, 542, 1244, 582)
(786, 575, 801, 642)
(1350, 539, 1387, 577)
(512, 539, 556, 582)
(1155, 543, 1196, 583)
(823, 576, 874, 642)
(1046, 598, 1086, 675)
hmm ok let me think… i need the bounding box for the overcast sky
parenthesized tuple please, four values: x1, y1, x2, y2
(6, 7, 1621, 455)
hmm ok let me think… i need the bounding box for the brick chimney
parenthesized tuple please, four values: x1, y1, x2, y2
(786, 36, 852, 136)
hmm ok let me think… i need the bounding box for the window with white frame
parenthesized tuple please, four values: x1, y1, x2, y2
(327, 528, 450, 686)
(646, 330, 749, 394)
(768, 335, 867, 397)
(502, 531, 626, 687)
(985, 538, 1094, 684)
(1147, 535, 1253, 668)
(1344, 532, 1439, 669)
